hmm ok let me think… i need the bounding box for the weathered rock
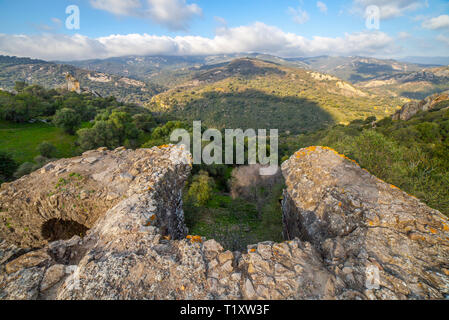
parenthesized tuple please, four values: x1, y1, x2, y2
(392, 90, 449, 121)
(1, 145, 448, 300)
(0, 146, 190, 248)
(282, 146, 449, 299)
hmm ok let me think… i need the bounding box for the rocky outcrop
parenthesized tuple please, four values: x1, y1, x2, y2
(1, 145, 449, 300)
(393, 90, 449, 121)
(65, 73, 81, 94)
(282, 146, 449, 299)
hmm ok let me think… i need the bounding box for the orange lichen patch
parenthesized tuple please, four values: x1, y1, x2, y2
(158, 144, 170, 149)
(150, 214, 156, 221)
(144, 221, 152, 227)
(443, 224, 449, 232)
(429, 227, 437, 234)
(367, 220, 375, 227)
(295, 146, 318, 159)
(187, 235, 203, 243)
(249, 248, 257, 253)
(442, 269, 449, 276)
(323, 146, 360, 165)
(180, 285, 185, 291)
(163, 235, 171, 240)
(147, 186, 153, 191)
(390, 184, 400, 190)
(338, 202, 342, 207)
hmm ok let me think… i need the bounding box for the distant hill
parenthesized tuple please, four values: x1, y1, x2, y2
(0, 55, 164, 105)
(288, 56, 427, 83)
(63, 54, 439, 97)
(62, 53, 310, 88)
(147, 58, 404, 134)
(357, 66, 449, 100)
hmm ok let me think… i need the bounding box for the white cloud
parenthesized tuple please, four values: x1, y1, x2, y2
(288, 6, 310, 25)
(0, 23, 398, 61)
(397, 31, 411, 39)
(146, 0, 202, 30)
(353, 0, 423, 19)
(317, 1, 328, 14)
(89, 0, 202, 30)
(90, 0, 141, 16)
(437, 34, 449, 46)
(422, 15, 449, 30)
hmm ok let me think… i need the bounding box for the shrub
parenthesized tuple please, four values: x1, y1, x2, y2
(187, 171, 215, 207)
(53, 108, 81, 135)
(37, 141, 57, 158)
(14, 162, 35, 179)
(0, 151, 18, 183)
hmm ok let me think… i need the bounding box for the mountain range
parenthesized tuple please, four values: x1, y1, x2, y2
(1, 53, 448, 133)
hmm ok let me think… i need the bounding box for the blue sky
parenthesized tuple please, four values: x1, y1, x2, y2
(0, 0, 448, 60)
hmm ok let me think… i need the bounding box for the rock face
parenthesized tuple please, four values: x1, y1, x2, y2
(282, 146, 449, 299)
(392, 90, 449, 121)
(65, 74, 81, 94)
(1, 145, 449, 300)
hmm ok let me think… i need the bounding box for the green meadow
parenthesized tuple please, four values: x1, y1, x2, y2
(0, 120, 77, 164)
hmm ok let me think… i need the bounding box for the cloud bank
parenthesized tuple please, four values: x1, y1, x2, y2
(422, 15, 449, 30)
(90, 0, 202, 30)
(0, 23, 398, 61)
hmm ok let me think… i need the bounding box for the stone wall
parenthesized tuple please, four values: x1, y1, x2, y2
(1, 145, 448, 300)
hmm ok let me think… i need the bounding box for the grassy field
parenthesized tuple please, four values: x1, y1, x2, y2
(0, 120, 77, 164)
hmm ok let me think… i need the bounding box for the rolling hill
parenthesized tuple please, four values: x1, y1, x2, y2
(63, 54, 446, 101)
(357, 66, 449, 100)
(147, 58, 404, 134)
(0, 56, 164, 105)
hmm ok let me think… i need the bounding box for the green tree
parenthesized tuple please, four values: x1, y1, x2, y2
(54, 108, 81, 134)
(0, 152, 18, 183)
(187, 171, 215, 207)
(37, 141, 57, 158)
(133, 113, 156, 132)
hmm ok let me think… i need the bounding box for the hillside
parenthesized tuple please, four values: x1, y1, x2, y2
(63, 54, 448, 102)
(279, 94, 449, 215)
(147, 58, 403, 133)
(290, 56, 427, 83)
(0, 56, 164, 105)
(357, 66, 449, 100)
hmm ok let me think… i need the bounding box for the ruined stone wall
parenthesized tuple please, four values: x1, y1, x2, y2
(1, 146, 448, 300)
(282, 146, 449, 299)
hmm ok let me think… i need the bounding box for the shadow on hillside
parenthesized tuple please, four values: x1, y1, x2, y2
(172, 89, 336, 134)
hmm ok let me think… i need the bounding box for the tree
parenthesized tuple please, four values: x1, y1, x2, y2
(54, 108, 81, 134)
(133, 113, 156, 132)
(187, 171, 215, 207)
(14, 81, 27, 93)
(0, 152, 18, 183)
(37, 141, 57, 158)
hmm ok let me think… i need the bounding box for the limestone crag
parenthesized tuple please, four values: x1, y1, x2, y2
(1, 145, 449, 300)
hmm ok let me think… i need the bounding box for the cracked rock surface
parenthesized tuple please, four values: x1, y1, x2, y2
(1, 145, 448, 300)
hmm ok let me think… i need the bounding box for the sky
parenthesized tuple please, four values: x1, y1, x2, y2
(0, 0, 448, 61)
